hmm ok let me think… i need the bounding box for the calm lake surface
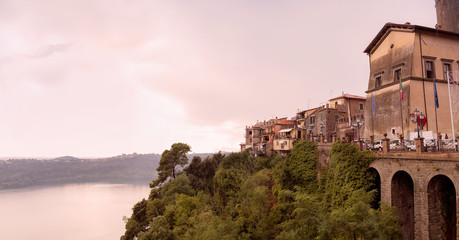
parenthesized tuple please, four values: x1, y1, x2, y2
(0, 183, 150, 240)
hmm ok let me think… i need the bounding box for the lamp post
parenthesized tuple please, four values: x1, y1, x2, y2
(410, 108, 425, 138)
(350, 125, 355, 141)
(351, 117, 364, 142)
(309, 125, 314, 142)
(410, 108, 426, 153)
(319, 123, 325, 143)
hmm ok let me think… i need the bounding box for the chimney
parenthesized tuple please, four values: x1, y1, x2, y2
(435, 0, 459, 33)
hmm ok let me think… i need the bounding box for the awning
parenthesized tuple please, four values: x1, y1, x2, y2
(279, 128, 293, 133)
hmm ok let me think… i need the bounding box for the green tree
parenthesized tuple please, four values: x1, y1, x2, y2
(276, 192, 321, 240)
(184, 154, 220, 193)
(121, 199, 149, 240)
(137, 216, 174, 240)
(321, 143, 375, 210)
(318, 190, 402, 240)
(275, 140, 317, 193)
(161, 174, 195, 206)
(235, 169, 276, 239)
(152, 143, 191, 187)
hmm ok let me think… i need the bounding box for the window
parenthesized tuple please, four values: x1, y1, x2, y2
(320, 113, 323, 121)
(310, 116, 315, 124)
(335, 101, 338, 107)
(394, 69, 401, 82)
(425, 60, 435, 78)
(359, 103, 364, 110)
(443, 63, 452, 81)
(335, 115, 339, 122)
(375, 75, 382, 88)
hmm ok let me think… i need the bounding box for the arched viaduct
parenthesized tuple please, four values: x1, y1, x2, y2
(370, 152, 459, 240)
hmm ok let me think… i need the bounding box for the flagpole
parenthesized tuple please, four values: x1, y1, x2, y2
(400, 91, 404, 137)
(434, 78, 439, 133)
(447, 71, 456, 141)
(419, 33, 429, 130)
(372, 93, 375, 137)
(399, 74, 404, 138)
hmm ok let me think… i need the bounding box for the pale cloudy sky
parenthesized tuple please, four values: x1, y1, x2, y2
(0, 0, 436, 157)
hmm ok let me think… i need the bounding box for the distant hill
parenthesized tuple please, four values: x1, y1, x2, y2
(0, 152, 220, 190)
(0, 153, 161, 190)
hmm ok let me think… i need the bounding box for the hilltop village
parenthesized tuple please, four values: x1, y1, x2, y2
(241, 93, 366, 156)
(241, 1, 459, 157)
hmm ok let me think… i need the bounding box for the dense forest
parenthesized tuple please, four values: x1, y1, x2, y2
(0, 153, 162, 189)
(121, 141, 402, 240)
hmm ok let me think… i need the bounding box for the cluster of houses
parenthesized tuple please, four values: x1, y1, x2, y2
(241, 2, 459, 156)
(240, 93, 366, 156)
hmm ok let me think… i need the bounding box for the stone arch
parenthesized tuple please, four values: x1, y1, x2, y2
(367, 167, 381, 209)
(391, 170, 414, 240)
(428, 174, 456, 240)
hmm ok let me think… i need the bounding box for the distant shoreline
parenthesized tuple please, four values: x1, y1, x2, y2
(0, 181, 151, 193)
(0, 154, 160, 190)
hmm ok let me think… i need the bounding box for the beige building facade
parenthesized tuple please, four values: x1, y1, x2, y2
(363, 23, 459, 141)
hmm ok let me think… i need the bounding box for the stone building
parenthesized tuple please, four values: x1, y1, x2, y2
(266, 117, 296, 155)
(296, 107, 319, 140)
(302, 104, 343, 142)
(241, 121, 264, 154)
(363, 16, 459, 141)
(241, 117, 296, 156)
(329, 94, 366, 141)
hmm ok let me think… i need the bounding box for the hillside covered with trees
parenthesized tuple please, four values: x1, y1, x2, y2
(0, 153, 161, 189)
(121, 141, 402, 240)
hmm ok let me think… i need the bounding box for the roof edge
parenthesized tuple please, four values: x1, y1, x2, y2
(363, 22, 459, 54)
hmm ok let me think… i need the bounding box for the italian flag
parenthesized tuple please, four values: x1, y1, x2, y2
(399, 78, 403, 100)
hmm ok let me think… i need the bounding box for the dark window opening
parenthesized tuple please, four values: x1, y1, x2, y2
(375, 76, 382, 88)
(443, 63, 452, 81)
(425, 61, 435, 78)
(394, 69, 401, 82)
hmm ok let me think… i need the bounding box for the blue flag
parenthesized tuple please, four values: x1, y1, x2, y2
(371, 93, 375, 115)
(433, 78, 439, 108)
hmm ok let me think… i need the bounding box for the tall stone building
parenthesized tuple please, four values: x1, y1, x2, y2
(363, 4, 459, 141)
(435, 0, 459, 33)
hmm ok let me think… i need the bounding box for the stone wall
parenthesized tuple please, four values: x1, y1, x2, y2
(370, 152, 459, 239)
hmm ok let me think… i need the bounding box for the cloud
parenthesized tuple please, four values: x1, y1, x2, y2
(0, 0, 437, 157)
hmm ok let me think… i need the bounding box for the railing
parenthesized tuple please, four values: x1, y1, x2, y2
(367, 138, 458, 153)
(274, 135, 293, 140)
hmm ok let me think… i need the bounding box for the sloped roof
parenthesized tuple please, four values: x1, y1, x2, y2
(364, 22, 459, 54)
(297, 107, 319, 114)
(329, 94, 365, 101)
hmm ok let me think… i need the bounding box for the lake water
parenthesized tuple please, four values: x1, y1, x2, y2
(0, 183, 150, 240)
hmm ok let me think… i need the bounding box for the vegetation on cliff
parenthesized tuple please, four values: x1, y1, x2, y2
(121, 141, 402, 240)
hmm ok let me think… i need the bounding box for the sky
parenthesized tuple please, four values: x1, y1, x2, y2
(0, 0, 437, 158)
